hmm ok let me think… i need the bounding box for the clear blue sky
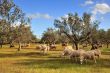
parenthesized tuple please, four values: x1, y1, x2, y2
(14, 0, 110, 38)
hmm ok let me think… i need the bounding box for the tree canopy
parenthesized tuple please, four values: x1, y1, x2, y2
(54, 12, 99, 50)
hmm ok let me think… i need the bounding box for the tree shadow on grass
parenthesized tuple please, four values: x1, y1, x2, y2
(1, 50, 110, 69)
(96, 58, 110, 68)
(0, 52, 49, 58)
(14, 58, 81, 69)
(14, 57, 110, 69)
(102, 51, 110, 55)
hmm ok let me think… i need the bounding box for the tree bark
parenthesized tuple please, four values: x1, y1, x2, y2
(72, 43, 75, 48)
(0, 40, 3, 48)
(0, 44, 2, 48)
(18, 42, 21, 51)
(9, 41, 14, 48)
(74, 42, 79, 50)
(107, 43, 109, 48)
(91, 44, 94, 50)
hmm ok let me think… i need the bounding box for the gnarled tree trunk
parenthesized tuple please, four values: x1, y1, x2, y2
(107, 43, 109, 48)
(18, 42, 21, 51)
(74, 42, 79, 50)
(0, 39, 3, 48)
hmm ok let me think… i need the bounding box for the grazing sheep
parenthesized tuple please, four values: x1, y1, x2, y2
(80, 50, 96, 64)
(21, 43, 27, 48)
(26, 44, 30, 47)
(91, 49, 101, 58)
(91, 44, 98, 50)
(61, 46, 74, 56)
(69, 49, 85, 62)
(62, 42, 68, 46)
(36, 45, 42, 49)
(10, 45, 15, 48)
(49, 44, 56, 50)
(37, 44, 50, 54)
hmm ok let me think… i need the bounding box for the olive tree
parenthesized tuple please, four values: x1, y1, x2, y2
(0, 0, 24, 47)
(41, 28, 59, 45)
(54, 13, 99, 50)
(105, 29, 110, 48)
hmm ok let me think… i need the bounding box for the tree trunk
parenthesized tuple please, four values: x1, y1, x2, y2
(9, 41, 14, 48)
(107, 43, 109, 48)
(0, 40, 3, 48)
(74, 42, 79, 50)
(18, 42, 21, 51)
(91, 44, 94, 50)
(72, 43, 75, 48)
(0, 44, 2, 48)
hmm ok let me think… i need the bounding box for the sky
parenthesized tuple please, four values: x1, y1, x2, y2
(14, 0, 110, 38)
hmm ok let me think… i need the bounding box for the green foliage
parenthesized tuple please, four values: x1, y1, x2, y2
(0, 0, 37, 49)
(41, 28, 59, 44)
(106, 29, 110, 41)
(54, 12, 100, 49)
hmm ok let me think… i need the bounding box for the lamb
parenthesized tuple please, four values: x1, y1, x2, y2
(61, 45, 74, 56)
(80, 50, 96, 64)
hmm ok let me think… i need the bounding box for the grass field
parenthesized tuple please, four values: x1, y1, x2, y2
(0, 44, 110, 73)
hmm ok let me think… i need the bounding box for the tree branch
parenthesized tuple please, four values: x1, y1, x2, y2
(63, 31, 75, 42)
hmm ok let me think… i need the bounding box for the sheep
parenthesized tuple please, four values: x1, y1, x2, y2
(10, 45, 15, 48)
(49, 44, 56, 50)
(26, 44, 30, 47)
(36, 45, 42, 50)
(62, 43, 67, 46)
(91, 49, 101, 58)
(79, 49, 101, 64)
(69, 49, 85, 62)
(37, 44, 50, 54)
(80, 50, 96, 64)
(61, 45, 74, 56)
(91, 44, 98, 50)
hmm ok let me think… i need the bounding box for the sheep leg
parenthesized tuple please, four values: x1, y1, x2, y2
(98, 54, 100, 59)
(69, 56, 74, 63)
(80, 56, 83, 64)
(43, 50, 44, 54)
(74, 58, 76, 62)
(73, 57, 76, 62)
(41, 50, 43, 54)
(80, 59, 83, 64)
(94, 60, 96, 64)
(85, 59, 87, 64)
(43, 49, 46, 55)
(70, 58, 74, 63)
(93, 56, 97, 63)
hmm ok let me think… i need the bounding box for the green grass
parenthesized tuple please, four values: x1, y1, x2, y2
(0, 44, 110, 73)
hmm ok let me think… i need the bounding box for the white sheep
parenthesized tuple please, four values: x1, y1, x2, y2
(49, 44, 56, 50)
(80, 50, 96, 64)
(61, 45, 74, 56)
(69, 49, 85, 62)
(91, 49, 101, 58)
(37, 44, 50, 54)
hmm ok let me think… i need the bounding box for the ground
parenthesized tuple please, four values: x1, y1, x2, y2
(0, 44, 110, 73)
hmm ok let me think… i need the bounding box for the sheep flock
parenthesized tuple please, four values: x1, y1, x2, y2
(36, 44, 101, 64)
(61, 45, 101, 64)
